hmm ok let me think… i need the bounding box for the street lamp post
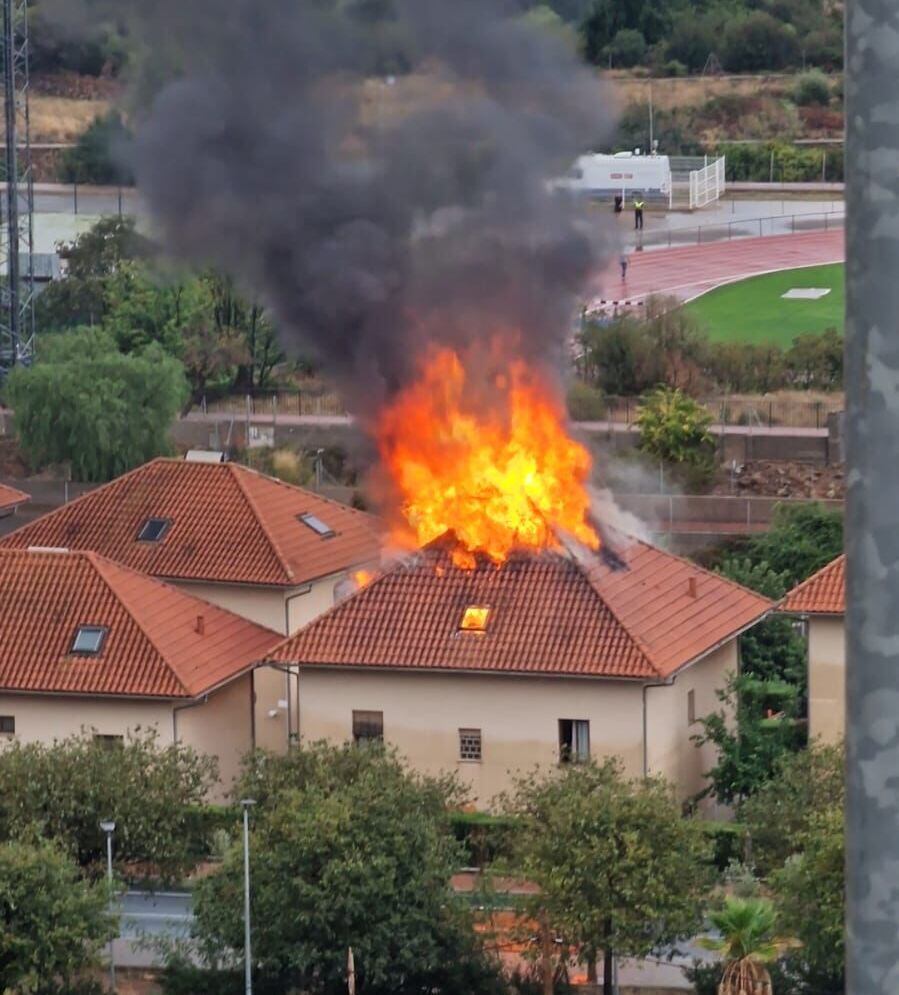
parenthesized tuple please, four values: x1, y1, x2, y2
(241, 799, 257, 995)
(99, 820, 116, 993)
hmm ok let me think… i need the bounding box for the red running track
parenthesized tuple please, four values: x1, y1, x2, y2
(591, 228, 845, 307)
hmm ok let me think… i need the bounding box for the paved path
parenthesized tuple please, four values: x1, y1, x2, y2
(592, 228, 845, 306)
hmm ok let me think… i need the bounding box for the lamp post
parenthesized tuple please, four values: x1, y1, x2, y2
(99, 820, 116, 992)
(241, 799, 256, 995)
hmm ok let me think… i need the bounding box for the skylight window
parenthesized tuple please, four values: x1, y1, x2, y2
(460, 606, 490, 633)
(71, 625, 107, 656)
(137, 518, 171, 543)
(298, 513, 335, 538)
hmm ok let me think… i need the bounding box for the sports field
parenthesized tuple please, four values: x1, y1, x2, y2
(685, 263, 844, 346)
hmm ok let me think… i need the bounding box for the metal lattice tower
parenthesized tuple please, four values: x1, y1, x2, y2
(0, 0, 33, 375)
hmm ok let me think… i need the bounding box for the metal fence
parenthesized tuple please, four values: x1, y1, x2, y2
(601, 393, 842, 429)
(622, 493, 844, 531)
(640, 208, 844, 249)
(200, 389, 347, 418)
(688, 156, 726, 209)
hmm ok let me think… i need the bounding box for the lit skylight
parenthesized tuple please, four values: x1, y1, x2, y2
(71, 625, 107, 656)
(460, 606, 490, 633)
(298, 513, 335, 538)
(137, 518, 171, 542)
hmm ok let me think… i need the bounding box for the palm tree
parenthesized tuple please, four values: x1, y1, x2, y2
(699, 896, 785, 995)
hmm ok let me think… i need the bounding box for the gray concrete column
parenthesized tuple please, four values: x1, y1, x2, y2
(845, 1, 899, 991)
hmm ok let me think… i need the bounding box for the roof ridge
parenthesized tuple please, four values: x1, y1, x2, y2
(233, 461, 375, 522)
(780, 552, 845, 609)
(2, 457, 169, 542)
(227, 463, 296, 583)
(86, 551, 190, 697)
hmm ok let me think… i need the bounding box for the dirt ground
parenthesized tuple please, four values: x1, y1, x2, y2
(713, 459, 845, 499)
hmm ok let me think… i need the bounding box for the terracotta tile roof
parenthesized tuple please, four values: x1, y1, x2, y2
(0, 458, 382, 587)
(0, 548, 281, 698)
(270, 534, 771, 680)
(0, 483, 29, 513)
(780, 554, 845, 615)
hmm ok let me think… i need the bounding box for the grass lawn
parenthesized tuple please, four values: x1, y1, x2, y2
(685, 263, 844, 346)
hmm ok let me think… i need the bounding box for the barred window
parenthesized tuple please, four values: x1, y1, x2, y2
(459, 728, 482, 762)
(0, 716, 14, 735)
(687, 689, 697, 725)
(352, 710, 383, 744)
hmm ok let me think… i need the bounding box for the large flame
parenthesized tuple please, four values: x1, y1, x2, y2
(376, 346, 599, 568)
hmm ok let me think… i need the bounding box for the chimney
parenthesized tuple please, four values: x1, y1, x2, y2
(195, 614, 205, 635)
(687, 577, 698, 598)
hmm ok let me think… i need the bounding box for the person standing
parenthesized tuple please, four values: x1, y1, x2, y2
(619, 253, 628, 282)
(634, 194, 644, 230)
(613, 193, 623, 214)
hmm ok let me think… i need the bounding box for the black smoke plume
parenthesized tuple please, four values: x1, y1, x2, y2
(122, 0, 614, 415)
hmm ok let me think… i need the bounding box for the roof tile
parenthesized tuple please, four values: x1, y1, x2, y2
(0, 483, 29, 513)
(0, 459, 381, 587)
(271, 534, 771, 679)
(780, 554, 845, 615)
(0, 548, 281, 698)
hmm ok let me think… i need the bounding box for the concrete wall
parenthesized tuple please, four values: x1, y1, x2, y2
(808, 616, 845, 743)
(646, 642, 735, 813)
(295, 666, 720, 807)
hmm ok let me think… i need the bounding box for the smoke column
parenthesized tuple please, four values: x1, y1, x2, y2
(122, 0, 614, 416)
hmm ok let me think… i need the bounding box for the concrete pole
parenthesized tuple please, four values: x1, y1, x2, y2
(242, 799, 256, 995)
(845, 2, 899, 991)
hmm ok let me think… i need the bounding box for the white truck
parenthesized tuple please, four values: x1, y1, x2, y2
(553, 151, 672, 205)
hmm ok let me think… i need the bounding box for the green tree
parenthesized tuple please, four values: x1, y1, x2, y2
(636, 386, 715, 474)
(59, 110, 134, 185)
(186, 743, 501, 994)
(0, 838, 114, 995)
(771, 807, 844, 991)
(693, 674, 805, 806)
(722, 12, 799, 71)
(739, 740, 843, 875)
(0, 730, 216, 881)
(6, 327, 188, 482)
(505, 759, 711, 995)
(608, 27, 646, 66)
(792, 69, 831, 106)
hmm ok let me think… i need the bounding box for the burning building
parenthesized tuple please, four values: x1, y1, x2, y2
(268, 531, 771, 808)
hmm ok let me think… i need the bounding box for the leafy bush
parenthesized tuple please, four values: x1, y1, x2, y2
(7, 327, 188, 482)
(0, 730, 216, 881)
(608, 27, 646, 67)
(59, 111, 134, 185)
(449, 811, 518, 867)
(792, 69, 831, 106)
(0, 838, 114, 994)
(636, 386, 715, 470)
(566, 380, 605, 421)
(661, 58, 687, 77)
(701, 821, 746, 873)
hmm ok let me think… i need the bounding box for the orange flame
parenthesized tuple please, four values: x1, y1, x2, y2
(352, 569, 376, 589)
(375, 346, 599, 568)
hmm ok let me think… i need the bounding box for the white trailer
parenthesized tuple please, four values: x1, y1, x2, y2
(553, 151, 672, 205)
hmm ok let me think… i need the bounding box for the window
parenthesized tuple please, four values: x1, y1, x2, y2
(687, 689, 696, 725)
(459, 728, 482, 762)
(93, 734, 123, 749)
(352, 710, 383, 744)
(298, 513, 335, 538)
(559, 719, 590, 763)
(0, 716, 14, 735)
(71, 625, 107, 656)
(137, 517, 171, 542)
(460, 606, 490, 633)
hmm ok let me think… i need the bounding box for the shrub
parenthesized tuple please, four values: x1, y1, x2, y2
(701, 821, 747, 873)
(792, 69, 831, 106)
(636, 386, 715, 466)
(566, 381, 605, 421)
(449, 811, 518, 867)
(608, 28, 646, 67)
(59, 111, 134, 185)
(661, 58, 687, 77)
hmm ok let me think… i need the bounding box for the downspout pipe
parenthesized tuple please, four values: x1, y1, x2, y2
(642, 677, 674, 778)
(266, 663, 299, 747)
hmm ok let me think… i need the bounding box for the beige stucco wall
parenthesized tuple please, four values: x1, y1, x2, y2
(298, 668, 648, 807)
(0, 680, 255, 802)
(808, 616, 845, 743)
(176, 674, 254, 797)
(0, 693, 172, 744)
(172, 574, 348, 754)
(645, 642, 735, 813)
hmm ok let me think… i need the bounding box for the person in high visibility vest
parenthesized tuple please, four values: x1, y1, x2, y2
(634, 194, 644, 230)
